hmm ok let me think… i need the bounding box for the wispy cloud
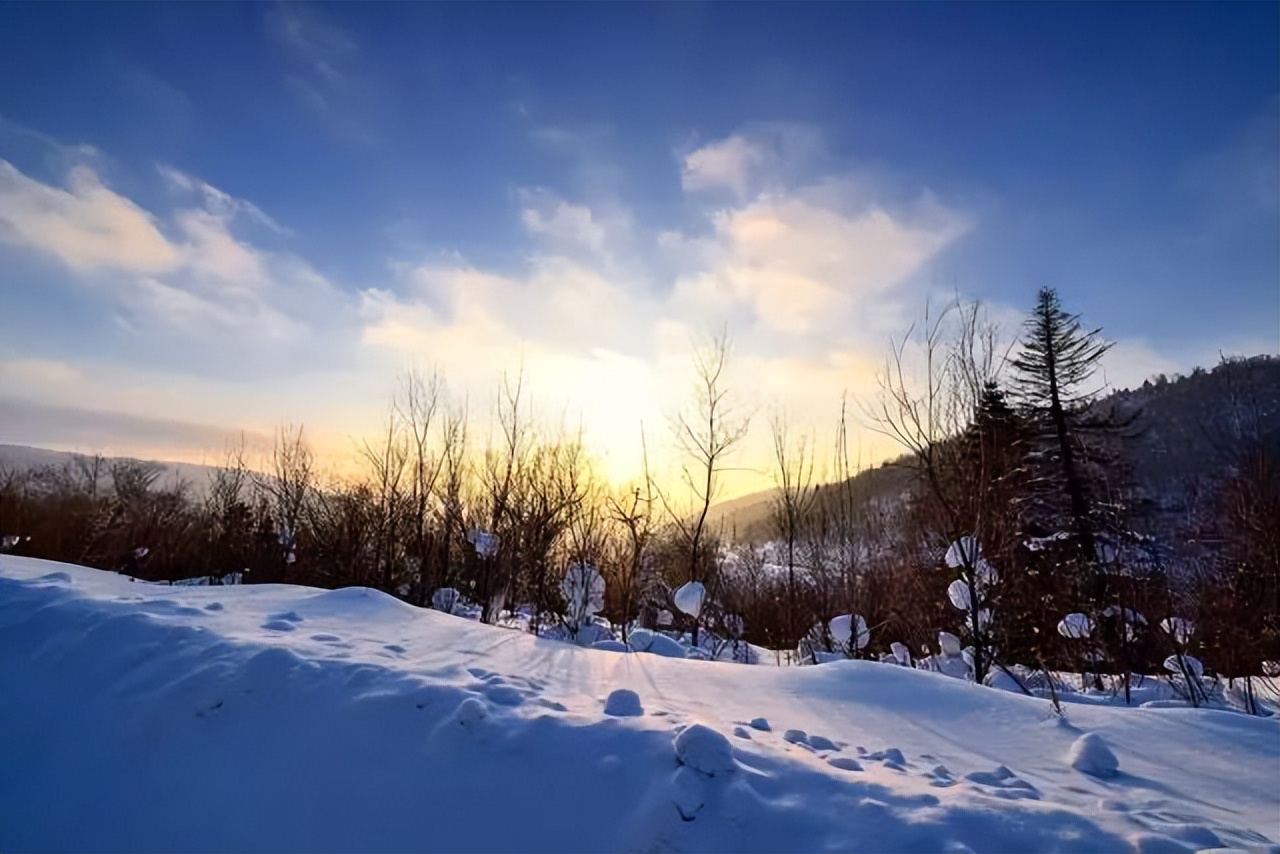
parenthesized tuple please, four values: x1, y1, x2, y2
(0, 160, 181, 274)
(157, 165, 289, 235)
(0, 154, 347, 372)
(267, 5, 377, 145)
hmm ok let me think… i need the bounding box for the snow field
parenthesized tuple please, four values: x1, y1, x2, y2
(2, 556, 1278, 854)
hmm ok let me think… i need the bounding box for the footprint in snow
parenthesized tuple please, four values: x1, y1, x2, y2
(268, 610, 304, 623)
(261, 620, 297, 632)
(383, 644, 407, 654)
(927, 765, 957, 787)
(482, 684, 526, 707)
(533, 698, 567, 712)
(204, 602, 224, 611)
(310, 633, 342, 643)
(963, 766, 1041, 800)
(808, 735, 838, 752)
(863, 747, 907, 770)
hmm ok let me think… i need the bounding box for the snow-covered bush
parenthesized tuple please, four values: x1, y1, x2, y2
(941, 537, 998, 680)
(627, 627, 687, 658)
(920, 631, 970, 679)
(800, 614, 870, 664)
(432, 587, 465, 615)
(466, 529, 499, 559)
(673, 581, 706, 619)
(1058, 613, 1093, 639)
(560, 563, 605, 626)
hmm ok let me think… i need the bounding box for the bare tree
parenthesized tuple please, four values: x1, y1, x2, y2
(359, 405, 410, 592)
(397, 369, 446, 603)
(606, 427, 657, 642)
(770, 413, 818, 645)
(259, 422, 315, 582)
(664, 330, 752, 587)
(867, 297, 1019, 685)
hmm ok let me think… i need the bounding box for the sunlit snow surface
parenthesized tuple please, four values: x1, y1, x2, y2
(2, 556, 1277, 854)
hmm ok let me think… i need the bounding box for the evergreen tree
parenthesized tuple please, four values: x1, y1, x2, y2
(1010, 288, 1113, 554)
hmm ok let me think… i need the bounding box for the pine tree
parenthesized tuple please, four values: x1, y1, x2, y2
(1010, 288, 1113, 557)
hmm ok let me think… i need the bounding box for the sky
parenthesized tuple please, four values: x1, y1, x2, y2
(0, 2, 1276, 498)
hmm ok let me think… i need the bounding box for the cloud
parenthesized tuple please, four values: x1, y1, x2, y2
(357, 133, 974, 492)
(671, 183, 970, 335)
(0, 156, 347, 369)
(267, 5, 378, 145)
(158, 165, 288, 235)
(0, 160, 180, 273)
(519, 191, 608, 253)
(681, 135, 767, 197)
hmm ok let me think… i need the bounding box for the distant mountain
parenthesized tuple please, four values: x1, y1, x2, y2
(709, 354, 1280, 543)
(0, 444, 229, 497)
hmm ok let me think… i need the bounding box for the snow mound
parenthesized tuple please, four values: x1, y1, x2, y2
(1067, 732, 1120, 778)
(591, 639, 630, 653)
(628, 628, 686, 658)
(604, 688, 644, 717)
(673, 723, 736, 777)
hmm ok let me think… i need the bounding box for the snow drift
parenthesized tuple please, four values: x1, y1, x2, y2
(2, 556, 1277, 853)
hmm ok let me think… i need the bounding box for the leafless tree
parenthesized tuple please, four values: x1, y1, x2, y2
(664, 329, 752, 587)
(770, 413, 818, 644)
(258, 422, 315, 582)
(606, 428, 657, 642)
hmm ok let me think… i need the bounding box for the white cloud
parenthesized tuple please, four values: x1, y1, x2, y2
(519, 191, 608, 253)
(681, 135, 766, 197)
(358, 139, 973, 491)
(158, 165, 288, 234)
(0, 158, 343, 357)
(671, 185, 970, 335)
(0, 160, 180, 274)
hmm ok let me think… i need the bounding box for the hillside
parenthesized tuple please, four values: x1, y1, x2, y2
(709, 355, 1280, 543)
(0, 444, 234, 498)
(3, 554, 1277, 853)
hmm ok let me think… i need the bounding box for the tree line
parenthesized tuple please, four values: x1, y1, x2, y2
(0, 289, 1275, 707)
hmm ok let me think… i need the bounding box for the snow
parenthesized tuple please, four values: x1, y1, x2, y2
(560, 563, 605, 622)
(1059, 612, 1094, 639)
(1066, 732, 1120, 778)
(829, 614, 870, 650)
(604, 688, 644, 717)
(672, 723, 737, 776)
(1163, 654, 1205, 679)
(947, 578, 972, 610)
(1161, 617, 1195, 645)
(2, 555, 1278, 853)
(628, 627, 688, 658)
(672, 581, 706, 619)
(939, 631, 963, 657)
(945, 537, 982, 570)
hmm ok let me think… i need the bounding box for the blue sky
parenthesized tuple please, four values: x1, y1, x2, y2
(0, 2, 1276, 493)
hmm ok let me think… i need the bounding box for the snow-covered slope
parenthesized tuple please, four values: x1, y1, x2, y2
(2, 556, 1277, 854)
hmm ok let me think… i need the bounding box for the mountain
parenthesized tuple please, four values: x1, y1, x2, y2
(0, 444, 230, 497)
(709, 355, 1280, 543)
